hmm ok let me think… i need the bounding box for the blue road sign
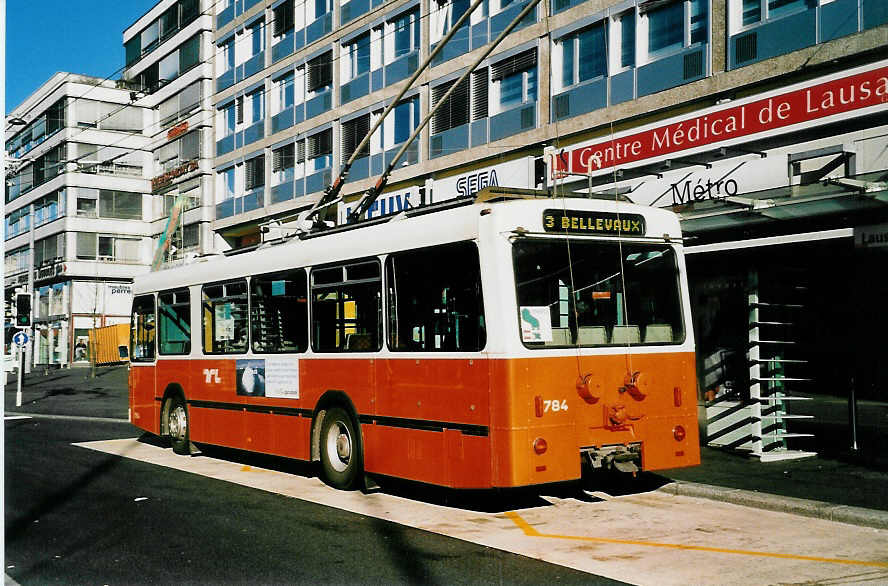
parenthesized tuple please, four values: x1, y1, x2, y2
(12, 331, 29, 347)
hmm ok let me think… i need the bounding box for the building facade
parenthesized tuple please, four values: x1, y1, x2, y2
(122, 0, 221, 268)
(204, 0, 887, 458)
(4, 74, 154, 366)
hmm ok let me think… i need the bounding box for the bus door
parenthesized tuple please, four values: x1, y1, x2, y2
(130, 295, 158, 432)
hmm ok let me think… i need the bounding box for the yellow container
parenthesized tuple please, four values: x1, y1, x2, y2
(88, 323, 130, 365)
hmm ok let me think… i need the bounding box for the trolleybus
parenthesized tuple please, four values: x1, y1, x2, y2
(129, 189, 700, 490)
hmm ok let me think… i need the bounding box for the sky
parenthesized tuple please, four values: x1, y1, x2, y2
(6, 1, 160, 115)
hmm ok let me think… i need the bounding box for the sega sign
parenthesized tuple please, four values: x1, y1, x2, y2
(432, 157, 534, 203)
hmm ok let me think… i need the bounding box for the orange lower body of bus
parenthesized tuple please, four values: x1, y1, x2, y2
(130, 351, 699, 489)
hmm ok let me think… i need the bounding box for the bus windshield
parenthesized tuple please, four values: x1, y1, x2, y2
(513, 239, 685, 347)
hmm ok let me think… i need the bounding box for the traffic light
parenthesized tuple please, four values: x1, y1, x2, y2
(15, 293, 31, 328)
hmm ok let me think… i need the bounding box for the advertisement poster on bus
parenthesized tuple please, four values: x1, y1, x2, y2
(520, 306, 552, 342)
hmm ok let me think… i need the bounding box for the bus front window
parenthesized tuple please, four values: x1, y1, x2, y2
(513, 240, 685, 347)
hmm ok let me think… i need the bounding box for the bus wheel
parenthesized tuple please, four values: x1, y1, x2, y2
(167, 396, 190, 455)
(319, 407, 361, 490)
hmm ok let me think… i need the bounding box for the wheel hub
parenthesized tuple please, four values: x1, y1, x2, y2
(336, 433, 351, 462)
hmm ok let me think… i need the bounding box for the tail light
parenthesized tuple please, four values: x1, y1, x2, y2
(673, 425, 686, 442)
(533, 437, 548, 455)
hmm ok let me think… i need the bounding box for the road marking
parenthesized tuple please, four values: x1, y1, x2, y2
(505, 511, 888, 568)
(4, 416, 32, 421)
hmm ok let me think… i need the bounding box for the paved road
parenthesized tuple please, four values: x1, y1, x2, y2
(5, 415, 620, 585)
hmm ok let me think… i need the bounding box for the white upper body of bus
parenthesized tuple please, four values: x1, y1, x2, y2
(132, 192, 693, 359)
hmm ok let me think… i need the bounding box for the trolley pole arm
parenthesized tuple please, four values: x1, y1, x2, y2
(347, 0, 544, 224)
(306, 0, 487, 225)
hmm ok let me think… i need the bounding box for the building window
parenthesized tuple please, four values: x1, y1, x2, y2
(643, 0, 708, 59)
(557, 22, 606, 91)
(5, 207, 31, 240)
(218, 166, 237, 200)
(76, 233, 141, 263)
(251, 21, 265, 57)
(34, 234, 65, 267)
(307, 51, 333, 94)
(430, 0, 471, 45)
(618, 10, 636, 69)
(248, 89, 264, 124)
(386, 96, 419, 148)
(431, 78, 470, 134)
(272, 72, 296, 115)
(343, 32, 371, 81)
(382, 8, 420, 69)
(307, 128, 333, 171)
(492, 49, 537, 111)
(219, 38, 235, 74)
(245, 155, 265, 191)
(274, 1, 296, 37)
(272, 143, 297, 185)
(310, 0, 333, 22)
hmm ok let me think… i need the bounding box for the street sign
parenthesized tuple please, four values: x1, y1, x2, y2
(12, 331, 30, 347)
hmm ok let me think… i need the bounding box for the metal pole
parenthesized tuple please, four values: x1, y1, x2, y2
(16, 342, 23, 408)
(849, 376, 859, 451)
(347, 0, 545, 223)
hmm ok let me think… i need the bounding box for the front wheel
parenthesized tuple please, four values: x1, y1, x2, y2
(167, 396, 190, 455)
(319, 407, 362, 490)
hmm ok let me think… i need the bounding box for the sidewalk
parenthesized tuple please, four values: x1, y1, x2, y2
(7, 365, 888, 528)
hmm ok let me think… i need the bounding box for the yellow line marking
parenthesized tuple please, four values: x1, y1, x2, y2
(241, 466, 252, 472)
(504, 511, 888, 568)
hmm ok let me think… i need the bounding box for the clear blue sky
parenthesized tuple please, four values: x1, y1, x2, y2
(6, 1, 160, 114)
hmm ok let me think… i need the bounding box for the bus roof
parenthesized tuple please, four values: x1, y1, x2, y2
(133, 192, 682, 295)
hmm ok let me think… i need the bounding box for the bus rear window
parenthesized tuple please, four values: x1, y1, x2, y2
(513, 240, 684, 348)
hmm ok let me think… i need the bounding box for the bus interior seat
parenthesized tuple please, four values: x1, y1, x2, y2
(550, 328, 571, 345)
(346, 333, 372, 350)
(644, 324, 673, 343)
(611, 325, 641, 344)
(578, 326, 608, 345)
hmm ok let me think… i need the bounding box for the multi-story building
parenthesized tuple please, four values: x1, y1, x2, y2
(203, 0, 887, 456)
(122, 0, 220, 267)
(4, 74, 154, 366)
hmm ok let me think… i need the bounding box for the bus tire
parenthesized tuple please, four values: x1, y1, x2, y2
(319, 407, 361, 490)
(167, 395, 190, 455)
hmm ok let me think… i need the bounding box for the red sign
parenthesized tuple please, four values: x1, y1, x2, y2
(554, 65, 888, 177)
(167, 121, 189, 140)
(152, 160, 199, 192)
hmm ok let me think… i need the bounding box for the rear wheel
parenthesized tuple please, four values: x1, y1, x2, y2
(167, 396, 190, 455)
(319, 407, 362, 490)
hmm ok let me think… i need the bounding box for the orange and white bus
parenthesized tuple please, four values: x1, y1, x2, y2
(129, 189, 700, 490)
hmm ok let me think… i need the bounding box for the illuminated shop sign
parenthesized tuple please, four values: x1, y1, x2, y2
(152, 160, 199, 192)
(543, 210, 646, 236)
(552, 63, 888, 178)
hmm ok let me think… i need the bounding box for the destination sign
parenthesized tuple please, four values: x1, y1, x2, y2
(543, 210, 646, 236)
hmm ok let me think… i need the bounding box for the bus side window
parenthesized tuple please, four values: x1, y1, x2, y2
(131, 294, 156, 362)
(158, 289, 191, 355)
(311, 260, 382, 352)
(251, 269, 308, 353)
(202, 280, 249, 354)
(386, 241, 486, 352)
